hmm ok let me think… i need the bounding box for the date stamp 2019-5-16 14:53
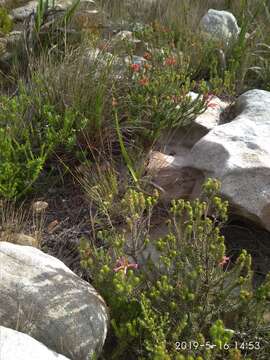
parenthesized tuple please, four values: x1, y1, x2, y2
(175, 340, 261, 352)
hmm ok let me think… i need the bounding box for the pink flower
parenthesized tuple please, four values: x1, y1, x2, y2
(114, 257, 138, 275)
(219, 256, 230, 267)
(131, 63, 141, 72)
(207, 102, 219, 109)
(164, 57, 176, 66)
(204, 93, 219, 109)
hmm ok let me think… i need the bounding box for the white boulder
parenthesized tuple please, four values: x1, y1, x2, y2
(0, 242, 108, 360)
(10, 1, 37, 21)
(199, 9, 240, 46)
(189, 89, 270, 230)
(0, 326, 70, 360)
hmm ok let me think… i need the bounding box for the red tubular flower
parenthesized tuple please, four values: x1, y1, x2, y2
(143, 52, 152, 60)
(207, 102, 219, 109)
(113, 257, 138, 275)
(138, 77, 149, 86)
(204, 93, 219, 109)
(164, 57, 177, 66)
(219, 256, 230, 267)
(131, 63, 141, 72)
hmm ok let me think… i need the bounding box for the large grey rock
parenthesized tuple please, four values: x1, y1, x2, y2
(10, 0, 100, 25)
(10, 1, 37, 21)
(0, 326, 70, 360)
(189, 89, 270, 230)
(199, 9, 240, 46)
(0, 0, 29, 10)
(0, 242, 108, 360)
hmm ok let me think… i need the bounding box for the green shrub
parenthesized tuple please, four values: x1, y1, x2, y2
(0, 127, 46, 199)
(80, 179, 270, 359)
(0, 7, 13, 35)
(0, 84, 86, 199)
(110, 33, 208, 157)
(122, 49, 207, 146)
(0, 92, 45, 199)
